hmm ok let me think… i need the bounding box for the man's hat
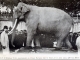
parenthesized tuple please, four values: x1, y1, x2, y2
(3, 26, 8, 29)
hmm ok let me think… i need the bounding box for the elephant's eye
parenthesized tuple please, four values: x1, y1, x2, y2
(17, 9, 22, 13)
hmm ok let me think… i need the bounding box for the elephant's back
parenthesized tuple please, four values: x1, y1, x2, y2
(38, 7, 72, 22)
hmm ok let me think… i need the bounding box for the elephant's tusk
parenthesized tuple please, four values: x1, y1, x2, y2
(8, 19, 18, 35)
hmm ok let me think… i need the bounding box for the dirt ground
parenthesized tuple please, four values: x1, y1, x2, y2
(11, 47, 78, 55)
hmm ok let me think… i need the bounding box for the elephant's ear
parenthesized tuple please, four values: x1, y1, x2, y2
(17, 2, 30, 14)
(21, 5, 30, 13)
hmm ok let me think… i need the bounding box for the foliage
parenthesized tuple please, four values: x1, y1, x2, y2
(0, 0, 19, 6)
(0, 0, 80, 12)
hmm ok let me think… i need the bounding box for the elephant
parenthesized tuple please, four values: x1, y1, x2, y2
(9, 2, 73, 50)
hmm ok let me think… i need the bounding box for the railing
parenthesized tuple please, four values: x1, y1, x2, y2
(0, 13, 13, 21)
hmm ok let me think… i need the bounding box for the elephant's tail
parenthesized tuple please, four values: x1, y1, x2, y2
(71, 18, 74, 33)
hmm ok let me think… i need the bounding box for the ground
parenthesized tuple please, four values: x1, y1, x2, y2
(11, 47, 78, 55)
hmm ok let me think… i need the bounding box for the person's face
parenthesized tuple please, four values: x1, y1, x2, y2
(4, 29, 8, 33)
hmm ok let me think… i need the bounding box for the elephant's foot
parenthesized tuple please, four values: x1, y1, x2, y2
(67, 48, 73, 51)
(33, 46, 42, 49)
(54, 47, 62, 50)
(18, 47, 34, 52)
(24, 46, 33, 49)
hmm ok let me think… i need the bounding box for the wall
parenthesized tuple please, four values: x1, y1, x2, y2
(0, 21, 27, 31)
(0, 21, 12, 30)
(70, 17, 80, 33)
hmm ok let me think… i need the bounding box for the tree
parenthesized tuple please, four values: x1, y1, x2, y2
(0, 0, 80, 12)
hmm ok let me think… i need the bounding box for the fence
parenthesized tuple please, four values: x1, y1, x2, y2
(0, 13, 13, 20)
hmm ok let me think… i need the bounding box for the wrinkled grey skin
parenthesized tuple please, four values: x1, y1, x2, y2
(12, 2, 73, 49)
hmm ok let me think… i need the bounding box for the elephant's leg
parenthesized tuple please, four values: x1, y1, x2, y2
(56, 38, 63, 49)
(26, 33, 34, 49)
(34, 35, 41, 49)
(56, 32, 69, 50)
(26, 27, 37, 49)
(65, 36, 72, 50)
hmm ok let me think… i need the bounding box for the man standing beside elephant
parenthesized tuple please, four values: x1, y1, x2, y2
(1, 26, 10, 54)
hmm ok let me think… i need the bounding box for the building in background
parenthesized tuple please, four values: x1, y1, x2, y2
(0, 20, 12, 30)
(0, 20, 27, 31)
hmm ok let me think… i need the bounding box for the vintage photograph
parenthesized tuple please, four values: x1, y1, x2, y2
(0, 0, 80, 59)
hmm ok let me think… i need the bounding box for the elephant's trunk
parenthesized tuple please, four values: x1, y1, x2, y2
(8, 19, 18, 47)
(8, 19, 18, 34)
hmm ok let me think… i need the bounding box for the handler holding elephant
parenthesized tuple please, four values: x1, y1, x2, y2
(1, 26, 10, 54)
(9, 2, 73, 50)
